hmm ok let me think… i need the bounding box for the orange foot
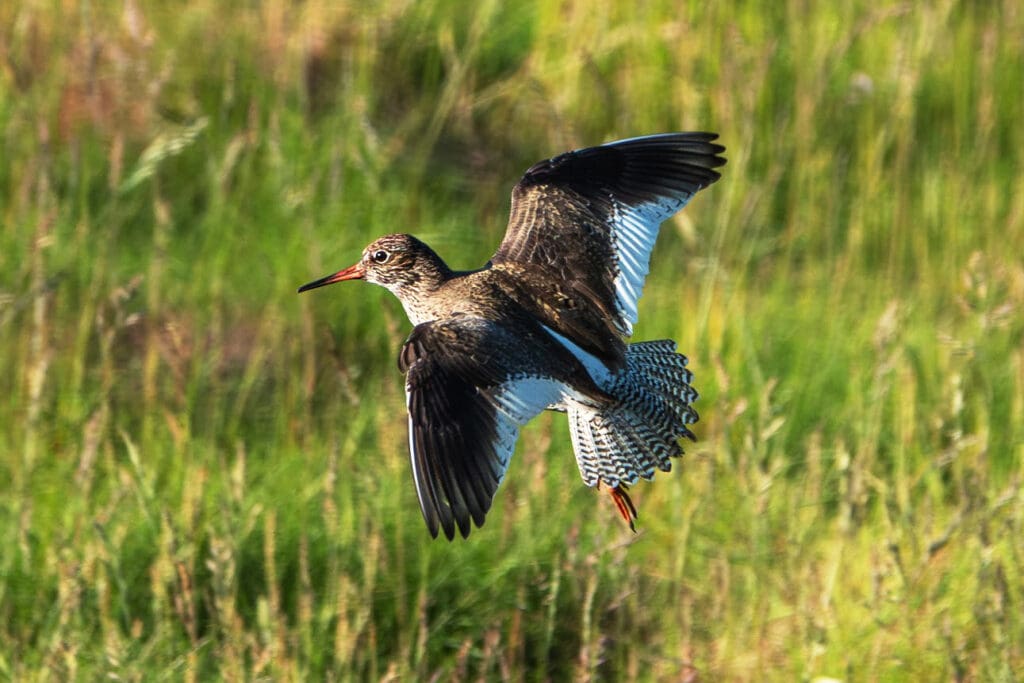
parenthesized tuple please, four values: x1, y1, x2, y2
(606, 484, 638, 532)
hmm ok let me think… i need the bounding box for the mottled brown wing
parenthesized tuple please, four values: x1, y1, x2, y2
(399, 318, 564, 540)
(492, 133, 726, 335)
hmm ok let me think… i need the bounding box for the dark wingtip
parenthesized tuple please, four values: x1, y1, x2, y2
(519, 131, 728, 195)
(432, 509, 486, 541)
(439, 516, 456, 541)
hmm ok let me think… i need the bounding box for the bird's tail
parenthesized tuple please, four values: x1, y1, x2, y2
(567, 340, 698, 519)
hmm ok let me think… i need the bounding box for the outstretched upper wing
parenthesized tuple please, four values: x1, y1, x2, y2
(492, 133, 725, 335)
(399, 317, 567, 540)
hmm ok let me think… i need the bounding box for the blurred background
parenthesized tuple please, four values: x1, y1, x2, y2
(1, 0, 1021, 679)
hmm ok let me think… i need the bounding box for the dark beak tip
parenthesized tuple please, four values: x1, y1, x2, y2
(297, 264, 365, 294)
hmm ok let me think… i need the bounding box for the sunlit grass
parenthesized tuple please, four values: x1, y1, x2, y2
(1, 0, 1022, 679)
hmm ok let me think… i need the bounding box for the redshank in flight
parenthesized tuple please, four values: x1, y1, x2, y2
(299, 133, 726, 539)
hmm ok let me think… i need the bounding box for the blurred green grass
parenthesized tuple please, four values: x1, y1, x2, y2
(1, 0, 1022, 679)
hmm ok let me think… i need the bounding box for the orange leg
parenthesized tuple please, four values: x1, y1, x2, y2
(607, 484, 638, 532)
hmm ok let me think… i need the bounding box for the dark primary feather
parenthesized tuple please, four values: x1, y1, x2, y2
(492, 133, 726, 336)
(400, 315, 610, 539)
(400, 320, 507, 540)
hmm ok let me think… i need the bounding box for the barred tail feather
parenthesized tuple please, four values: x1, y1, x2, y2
(567, 340, 698, 489)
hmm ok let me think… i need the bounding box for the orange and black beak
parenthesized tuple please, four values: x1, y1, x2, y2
(297, 263, 366, 293)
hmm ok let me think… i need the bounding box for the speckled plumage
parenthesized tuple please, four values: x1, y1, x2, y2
(299, 133, 726, 539)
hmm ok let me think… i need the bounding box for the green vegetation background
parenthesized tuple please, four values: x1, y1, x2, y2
(1, 1, 1021, 680)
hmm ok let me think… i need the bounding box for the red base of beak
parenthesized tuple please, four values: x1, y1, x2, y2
(297, 263, 365, 293)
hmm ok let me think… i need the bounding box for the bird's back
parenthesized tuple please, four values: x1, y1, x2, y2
(431, 263, 628, 370)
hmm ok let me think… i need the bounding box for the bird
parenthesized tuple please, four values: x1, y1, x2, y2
(299, 133, 725, 540)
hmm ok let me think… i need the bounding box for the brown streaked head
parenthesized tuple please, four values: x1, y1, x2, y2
(297, 233, 451, 295)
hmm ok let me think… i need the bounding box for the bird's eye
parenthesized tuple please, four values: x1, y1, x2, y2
(372, 250, 390, 263)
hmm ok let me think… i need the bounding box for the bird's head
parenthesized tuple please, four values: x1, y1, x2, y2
(298, 233, 450, 297)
